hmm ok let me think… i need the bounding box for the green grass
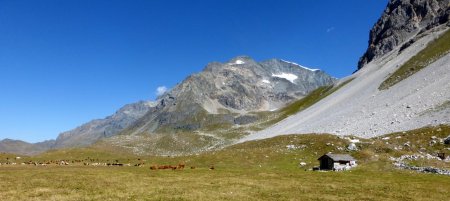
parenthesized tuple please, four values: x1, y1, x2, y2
(1, 165, 449, 201)
(371, 125, 450, 153)
(2, 125, 449, 200)
(379, 30, 450, 90)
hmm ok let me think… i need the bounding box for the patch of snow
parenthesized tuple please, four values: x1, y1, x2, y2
(262, 79, 271, 84)
(281, 59, 320, 71)
(235, 60, 245, 64)
(272, 73, 298, 83)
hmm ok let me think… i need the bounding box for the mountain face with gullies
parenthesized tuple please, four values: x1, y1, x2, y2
(120, 56, 336, 136)
(0, 56, 335, 155)
(243, 0, 450, 142)
(358, 0, 450, 69)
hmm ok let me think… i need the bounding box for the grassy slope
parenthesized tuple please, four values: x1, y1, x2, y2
(1, 125, 449, 200)
(379, 29, 450, 90)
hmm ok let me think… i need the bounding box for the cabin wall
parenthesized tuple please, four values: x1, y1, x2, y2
(320, 157, 334, 170)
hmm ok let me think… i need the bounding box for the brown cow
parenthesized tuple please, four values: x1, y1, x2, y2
(158, 165, 168, 169)
(178, 163, 185, 170)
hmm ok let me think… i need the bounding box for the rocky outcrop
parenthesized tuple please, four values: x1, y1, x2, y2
(358, 0, 450, 69)
(121, 56, 336, 135)
(445, 135, 450, 144)
(53, 101, 156, 148)
(391, 154, 450, 176)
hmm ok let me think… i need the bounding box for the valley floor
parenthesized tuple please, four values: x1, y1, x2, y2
(1, 125, 450, 200)
(1, 165, 450, 201)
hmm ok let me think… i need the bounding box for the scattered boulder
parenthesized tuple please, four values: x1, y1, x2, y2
(347, 143, 358, 151)
(391, 153, 450, 176)
(429, 140, 437, 146)
(286, 145, 297, 150)
(445, 135, 450, 145)
(403, 141, 411, 147)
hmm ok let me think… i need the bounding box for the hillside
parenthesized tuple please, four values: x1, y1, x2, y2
(244, 1, 450, 142)
(54, 101, 157, 148)
(0, 139, 54, 156)
(1, 125, 449, 200)
(0, 101, 156, 155)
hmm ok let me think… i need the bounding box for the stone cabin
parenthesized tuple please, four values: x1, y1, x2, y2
(318, 153, 357, 171)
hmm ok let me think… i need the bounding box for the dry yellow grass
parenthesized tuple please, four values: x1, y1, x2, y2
(0, 164, 449, 201)
(1, 125, 450, 200)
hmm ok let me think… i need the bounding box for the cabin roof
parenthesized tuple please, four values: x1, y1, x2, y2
(318, 153, 356, 161)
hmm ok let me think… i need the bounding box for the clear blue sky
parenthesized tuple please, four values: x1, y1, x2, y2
(0, 0, 388, 142)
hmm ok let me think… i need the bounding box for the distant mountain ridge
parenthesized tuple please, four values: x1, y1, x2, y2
(0, 139, 55, 156)
(0, 56, 335, 155)
(53, 101, 157, 148)
(0, 100, 157, 155)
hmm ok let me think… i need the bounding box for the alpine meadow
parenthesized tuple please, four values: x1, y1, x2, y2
(1, 0, 450, 200)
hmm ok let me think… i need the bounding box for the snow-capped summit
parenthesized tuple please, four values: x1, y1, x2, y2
(280, 59, 320, 72)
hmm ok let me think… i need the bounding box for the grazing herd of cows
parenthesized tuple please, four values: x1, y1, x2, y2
(0, 156, 215, 170)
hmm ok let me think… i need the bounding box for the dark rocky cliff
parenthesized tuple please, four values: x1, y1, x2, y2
(358, 0, 450, 69)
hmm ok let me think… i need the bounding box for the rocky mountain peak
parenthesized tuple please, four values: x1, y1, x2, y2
(121, 56, 337, 135)
(203, 56, 256, 72)
(358, 0, 450, 69)
(227, 55, 256, 65)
